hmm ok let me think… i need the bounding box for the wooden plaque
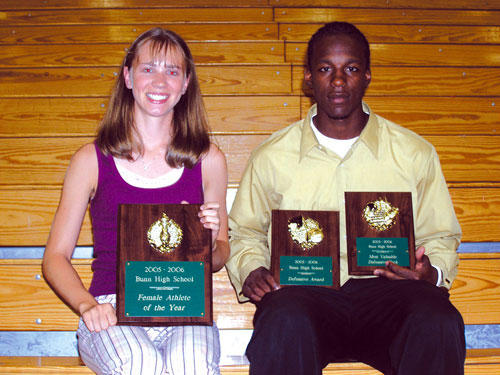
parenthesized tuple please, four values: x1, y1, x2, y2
(271, 210, 340, 289)
(117, 204, 212, 326)
(345, 192, 415, 276)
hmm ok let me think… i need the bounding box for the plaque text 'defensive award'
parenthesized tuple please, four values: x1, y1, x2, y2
(271, 210, 340, 289)
(117, 204, 212, 326)
(345, 192, 415, 276)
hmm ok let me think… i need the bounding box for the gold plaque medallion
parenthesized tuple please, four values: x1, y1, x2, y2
(288, 216, 324, 250)
(362, 198, 399, 232)
(147, 213, 183, 253)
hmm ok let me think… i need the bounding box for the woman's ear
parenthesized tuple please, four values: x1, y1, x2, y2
(123, 66, 133, 89)
(182, 74, 190, 94)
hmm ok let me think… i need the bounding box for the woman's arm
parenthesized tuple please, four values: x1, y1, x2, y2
(201, 143, 229, 272)
(42, 143, 116, 332)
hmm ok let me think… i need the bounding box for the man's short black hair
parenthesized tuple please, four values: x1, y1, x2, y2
(307, 22, 370, 70)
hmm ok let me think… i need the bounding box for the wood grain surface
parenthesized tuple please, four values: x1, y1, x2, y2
(275, 7, 500, 25)
(0, 24, 279, 44)
(0, 8, 273, 25)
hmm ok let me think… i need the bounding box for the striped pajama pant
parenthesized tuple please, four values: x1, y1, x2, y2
(77, 294, 221, 375)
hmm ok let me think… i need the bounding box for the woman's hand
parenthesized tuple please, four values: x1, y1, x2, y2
(79, 302, 117, 332)
(199, 202, 220, 247)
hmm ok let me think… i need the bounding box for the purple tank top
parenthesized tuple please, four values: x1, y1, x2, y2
(89, 143, 204, 296)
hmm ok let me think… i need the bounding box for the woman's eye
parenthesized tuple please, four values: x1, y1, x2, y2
(144, 67, 152, 73)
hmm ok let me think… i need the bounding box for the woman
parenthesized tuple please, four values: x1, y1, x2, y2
(43, 28, 229, 374)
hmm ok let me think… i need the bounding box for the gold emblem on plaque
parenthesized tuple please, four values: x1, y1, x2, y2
(147, 213, 183, 253)
(288, 216, 324, 250)
(363, 198, 399, 232)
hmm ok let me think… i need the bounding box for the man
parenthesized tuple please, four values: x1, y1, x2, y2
(226, 22, 465, 374)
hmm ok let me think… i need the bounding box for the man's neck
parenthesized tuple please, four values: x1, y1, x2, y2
(313, 110, 369, 140)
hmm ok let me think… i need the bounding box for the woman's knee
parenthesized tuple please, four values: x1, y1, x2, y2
(79, 325, 165, 375)
(163, 325, 221, 375)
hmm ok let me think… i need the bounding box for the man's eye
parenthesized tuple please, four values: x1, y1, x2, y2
(319, 66, 330, 72)
(347, 66, 359, 72)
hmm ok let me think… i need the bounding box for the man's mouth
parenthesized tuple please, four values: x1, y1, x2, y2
(329, 93, 348, 103)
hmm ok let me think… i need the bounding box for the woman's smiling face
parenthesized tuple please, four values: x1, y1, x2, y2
(124, 41, 189, 121)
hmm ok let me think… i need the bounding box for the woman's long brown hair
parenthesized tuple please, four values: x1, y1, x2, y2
(96, 27, 210, 168)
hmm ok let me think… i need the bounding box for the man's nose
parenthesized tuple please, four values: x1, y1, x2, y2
(331, 70, 346, 87)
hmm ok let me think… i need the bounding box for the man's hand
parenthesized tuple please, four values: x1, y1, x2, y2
(241, 267, 280, 302)
(373, 246, 438, 285)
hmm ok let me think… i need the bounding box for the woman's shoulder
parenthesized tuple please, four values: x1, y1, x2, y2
(201, 143, 227, 182)
(67, 143, 98, 180)
(70, 142, 96, 164)
(201, 143, 226, 166)
(203, 143, 226, 164)
(61, 142, 99, 198)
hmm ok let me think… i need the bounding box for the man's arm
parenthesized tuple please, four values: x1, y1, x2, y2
(226, 156, 280, 302)
(375, 147, 461, 288)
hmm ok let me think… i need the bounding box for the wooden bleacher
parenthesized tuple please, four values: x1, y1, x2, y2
(0, 0, 499, 373)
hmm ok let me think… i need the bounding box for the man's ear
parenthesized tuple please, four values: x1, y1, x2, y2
(304, 67, 313, 88)
(123, 66, 132, 89)
(364, 68, 372, 89)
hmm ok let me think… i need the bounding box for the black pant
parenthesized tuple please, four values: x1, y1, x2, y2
(246, 278, 465, 375)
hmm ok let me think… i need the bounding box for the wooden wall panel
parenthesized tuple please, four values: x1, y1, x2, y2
(279, 24, 500, 44)
(271, 0, 500, 9)
(0, 98, 106, 137)
(0, 24, 279, 44)
(204, 96, 301, 134)
(428, 136, 500, 183)
(286, 42, 500, 66)
(0, 189, 92, 246)
(1, 0, 269, 9)
(0, 8, 273, 25)
(389, 0, 500, 9)
(0, 42, 285, 68)
(275, 8, 500, 25)
(450, 257, 500, 325)
(0, 263, 92, 331)
(451, 188, 500, 243)
(0, 137, 91, 187)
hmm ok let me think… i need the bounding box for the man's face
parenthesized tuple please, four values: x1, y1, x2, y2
(305, 34, 371, 122)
